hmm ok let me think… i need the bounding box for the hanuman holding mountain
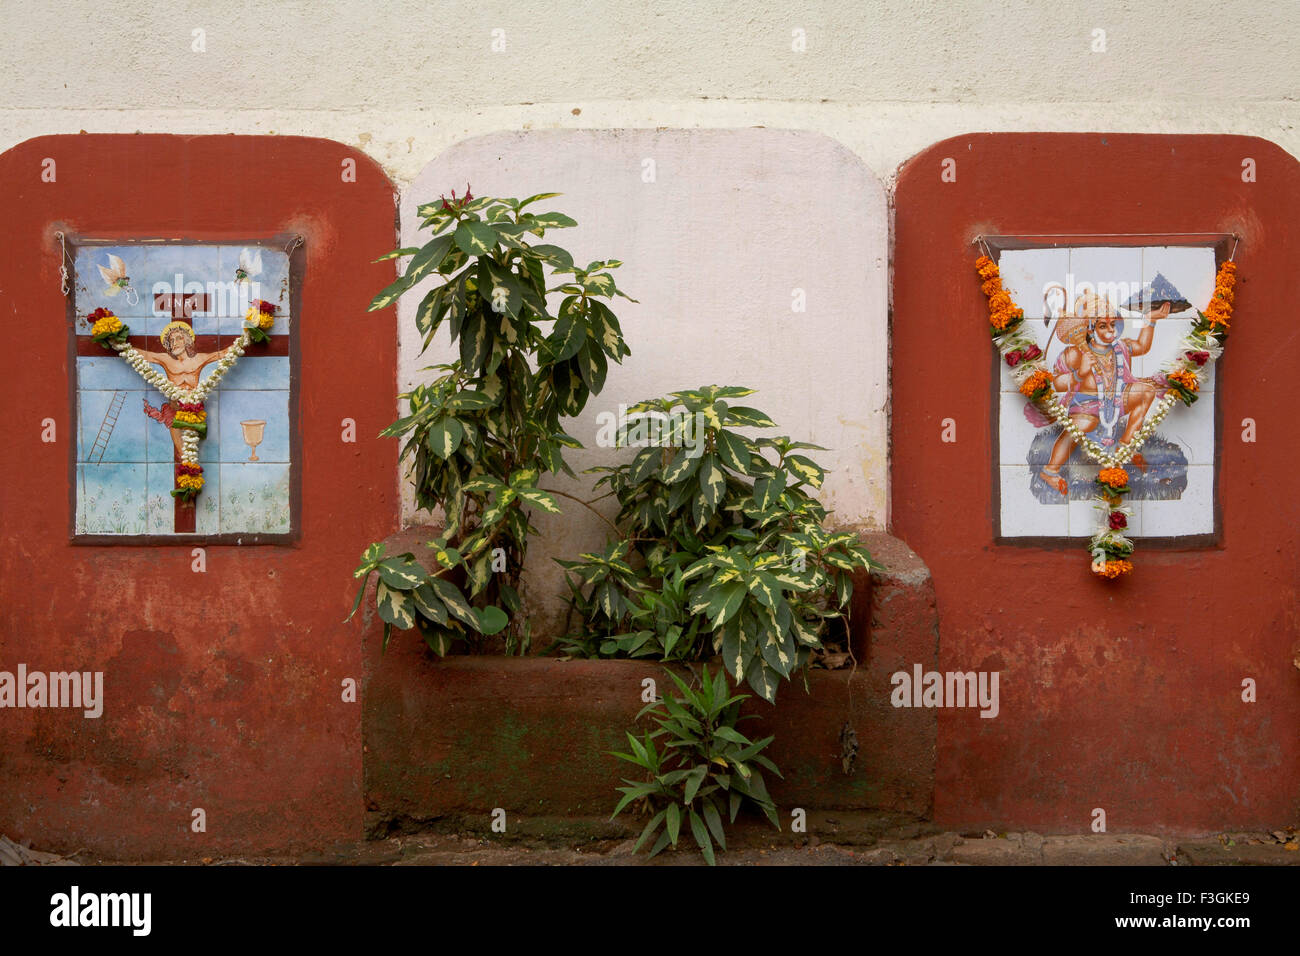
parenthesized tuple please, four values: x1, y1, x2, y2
(1031, 291, 1172, 495)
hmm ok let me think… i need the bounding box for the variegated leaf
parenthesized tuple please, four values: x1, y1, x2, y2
(713, 429, 750, 474)
(460, 312, 490, 374)
(373, 246, 420, 262)
(582, 272, 615, 296)
(427, 577, 478, 629)
(375, 581, 416, 629)
(411, 583, 449, 625)
(547, 307, 586, 362)
(516, 192, 563, 210)
(698, 454, 726, 509)
(376, 558, 428, 590)
(454, 221, 498, 256)
(576, 341, 608, 393)
(528, 211, 578, 230)
(427, 418, 464, 460)
(517, 489, 562, 514)
(711, 582, 746, 627)
(415, 286, 445, 336)
(529, 243, 574, 269)
(753, 470, 786, 510)
(405, 234, 455, 285)
(746, 572, 779, 608)
(785, 454, 825, 488)
(661, 448, 702, 484)
(367, 273, 413, 312)
(745, 658, 778, 703)
(726, 405, 778, 428)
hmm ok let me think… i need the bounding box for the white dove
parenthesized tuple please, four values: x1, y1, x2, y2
(98, 254, 130, 296)
(235, 248, 263, 284)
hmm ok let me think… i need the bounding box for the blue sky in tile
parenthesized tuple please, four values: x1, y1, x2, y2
(217, 391, 290, 463)
(75, 243, 289, 326)
(79, 390, 146, 463)
(203, 356, 290, 391)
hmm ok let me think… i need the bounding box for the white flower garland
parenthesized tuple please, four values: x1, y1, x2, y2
(994, 325, 1221, 469)
(110, 329, 251, 467)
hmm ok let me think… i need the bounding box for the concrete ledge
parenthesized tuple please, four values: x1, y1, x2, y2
(362, 528, 940, 831)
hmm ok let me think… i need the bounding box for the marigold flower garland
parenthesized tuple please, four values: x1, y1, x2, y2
(975, 253, 1238, 578)
(87, 303, 279, 503)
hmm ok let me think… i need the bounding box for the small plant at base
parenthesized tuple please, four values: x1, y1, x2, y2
(611, 665, 780, 865)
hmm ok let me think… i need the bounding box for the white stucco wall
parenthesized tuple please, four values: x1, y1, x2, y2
(3, 0, 1297, 191)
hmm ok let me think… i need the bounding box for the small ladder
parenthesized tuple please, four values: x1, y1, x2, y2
(88, 390, 127, 463)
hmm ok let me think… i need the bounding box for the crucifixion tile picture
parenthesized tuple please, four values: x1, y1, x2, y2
(72, 242, 293, 537)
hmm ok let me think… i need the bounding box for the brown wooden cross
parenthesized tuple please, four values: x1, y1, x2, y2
(154, 295, 207, 531)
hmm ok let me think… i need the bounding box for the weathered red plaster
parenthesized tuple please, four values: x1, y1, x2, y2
(892, 134, 1300, 833)
(0, 134, 399, 858)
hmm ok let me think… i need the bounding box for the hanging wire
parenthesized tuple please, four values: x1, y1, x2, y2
(1229, 233, 1240, 261)
(284, 234, 304, 256)
(55, 231, 72, 296)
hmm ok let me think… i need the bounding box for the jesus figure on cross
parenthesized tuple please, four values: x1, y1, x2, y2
(139, 321, 237, 458)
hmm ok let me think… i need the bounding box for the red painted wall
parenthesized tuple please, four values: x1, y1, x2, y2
(893, 134, 1300, 833)
(0, 135, 399, 857)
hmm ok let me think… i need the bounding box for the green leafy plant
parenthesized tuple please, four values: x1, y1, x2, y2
(612, 665, 780, 865)
(348, 188, 634, 653)
(557, 386, 880, 701)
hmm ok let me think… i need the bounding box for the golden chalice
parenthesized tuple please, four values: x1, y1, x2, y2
(240, 420, 266, 462)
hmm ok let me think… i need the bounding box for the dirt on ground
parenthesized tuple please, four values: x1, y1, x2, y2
(7, 817, 1299, 866)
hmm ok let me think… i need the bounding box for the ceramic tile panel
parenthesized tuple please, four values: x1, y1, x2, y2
(216, 390, 290, 464)
(216, 245, 291, 319)
(999, 465, 1068, 537)
(1130, 319, 1217, 389)
(995, 248, 1063, 393)
(140, 244, 224, 334)
(142, 308, 221, 340)
(76, 463, 148, 535)
(1066, 480, 1145, 538)
(73, 239, 294, 538)
(217, 310, 293, 338)
(219, 463, 291, 534)
(1141, 465, 1215, 536)
(138, 386, 222, 465)
(996, 244, 1217, 540)
(77, 355, 143, 391)
(78, 388, 146, 463)
(74, 245, 154, 318)
(998, 248, 1071, 322)
(999, 391, 1048, 465)
(1153, 390, 1216, 466)
(1066, 246, 1143, 316)
(210, 356, 291, 391)
(145, 461, 177, 535)
(1140, 246, 1216, 318)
